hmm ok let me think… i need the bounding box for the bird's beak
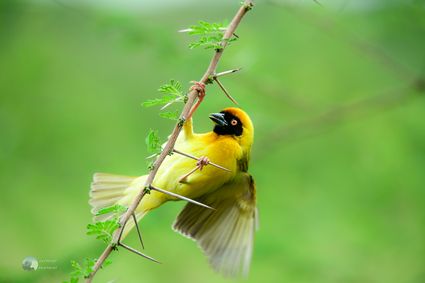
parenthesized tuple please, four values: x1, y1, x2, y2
(209, 113, 228, 126)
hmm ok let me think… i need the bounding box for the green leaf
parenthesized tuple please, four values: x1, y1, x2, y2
(95, 204, 127, 216)
(145, 129, 162, 154)
(65, 257, 102, 282)
(184, 20, 237, 50)
(102, 259, 113, 268)
(188, 21, 225, 36)
(142, 94, 177, 108)
(82, 258, 96, 278)
(159, 110, 179, 121)
(142, 80, 184, 108)
(70, 260, 82, 277)
(64, 260, 83, 283)
(87, 219, 120, 244)
(158, 79, 182, 96)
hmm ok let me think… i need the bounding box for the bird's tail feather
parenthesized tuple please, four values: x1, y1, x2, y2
(89, 172, 146, 239)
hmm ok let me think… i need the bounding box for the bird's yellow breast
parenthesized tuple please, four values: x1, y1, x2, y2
(132, 132, 243, 213)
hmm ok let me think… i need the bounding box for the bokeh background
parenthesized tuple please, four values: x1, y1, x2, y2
(1, 0, 425, 282)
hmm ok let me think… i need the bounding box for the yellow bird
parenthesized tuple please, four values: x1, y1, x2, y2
(89, 107, 257, 277)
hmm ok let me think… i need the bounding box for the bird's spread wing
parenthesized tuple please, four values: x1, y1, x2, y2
(173, 172, 258, 277)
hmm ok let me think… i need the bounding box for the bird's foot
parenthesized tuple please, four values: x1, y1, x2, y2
(190, 81, 206, 98)
(178, 156, 210, 183)
(196, 156, 210, 171)
(187, 81, 206, 119)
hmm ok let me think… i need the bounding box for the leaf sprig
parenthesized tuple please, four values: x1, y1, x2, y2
(142, 79, 185, 110)
(181, 21, 237, 50)
(87, 220, 120, 244)
(63, 258, 112, 283)
(145, 129, 162, 154)
(86, 204, 128, 244)
(145, 129, 163, 170)
(158, 110, 179, 121)
(95, 204, 128, 216)
(158, 79, 182, 97)
(65, 207, 126, 282)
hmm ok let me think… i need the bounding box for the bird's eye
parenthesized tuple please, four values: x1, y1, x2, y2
(231, 119, 238, 126)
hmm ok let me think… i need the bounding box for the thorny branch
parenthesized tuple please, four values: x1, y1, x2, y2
(85, 1, 254, 282)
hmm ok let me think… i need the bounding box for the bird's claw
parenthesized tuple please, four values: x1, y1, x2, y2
(190, 81, 206, 99)
(187, 81, 206, 120)
(196, 156, 210, 171)
(178, 156, 210, 183)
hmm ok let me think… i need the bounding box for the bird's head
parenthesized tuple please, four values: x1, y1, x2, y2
(209, 107, 254, 151)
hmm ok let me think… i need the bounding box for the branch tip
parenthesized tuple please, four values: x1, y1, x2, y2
(213, 68, 242, 79)
(244, 0, 254, 11)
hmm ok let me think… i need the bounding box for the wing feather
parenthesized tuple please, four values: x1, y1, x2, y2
(173, 173, 257, 277)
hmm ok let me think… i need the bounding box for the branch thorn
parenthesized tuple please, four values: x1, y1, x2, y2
(214, 77, 239, 105)
(132, 213, 144, 250)
(119, 242, 161, 264)
(150, 185, 215, 210)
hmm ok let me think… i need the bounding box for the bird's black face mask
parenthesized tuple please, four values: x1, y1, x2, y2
(209, 111, 243, 136)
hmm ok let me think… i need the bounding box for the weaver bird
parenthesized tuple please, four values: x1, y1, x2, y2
(89, 107, 257, 277)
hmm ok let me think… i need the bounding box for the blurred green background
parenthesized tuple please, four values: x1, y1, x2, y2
(1, 0, 425, 282)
